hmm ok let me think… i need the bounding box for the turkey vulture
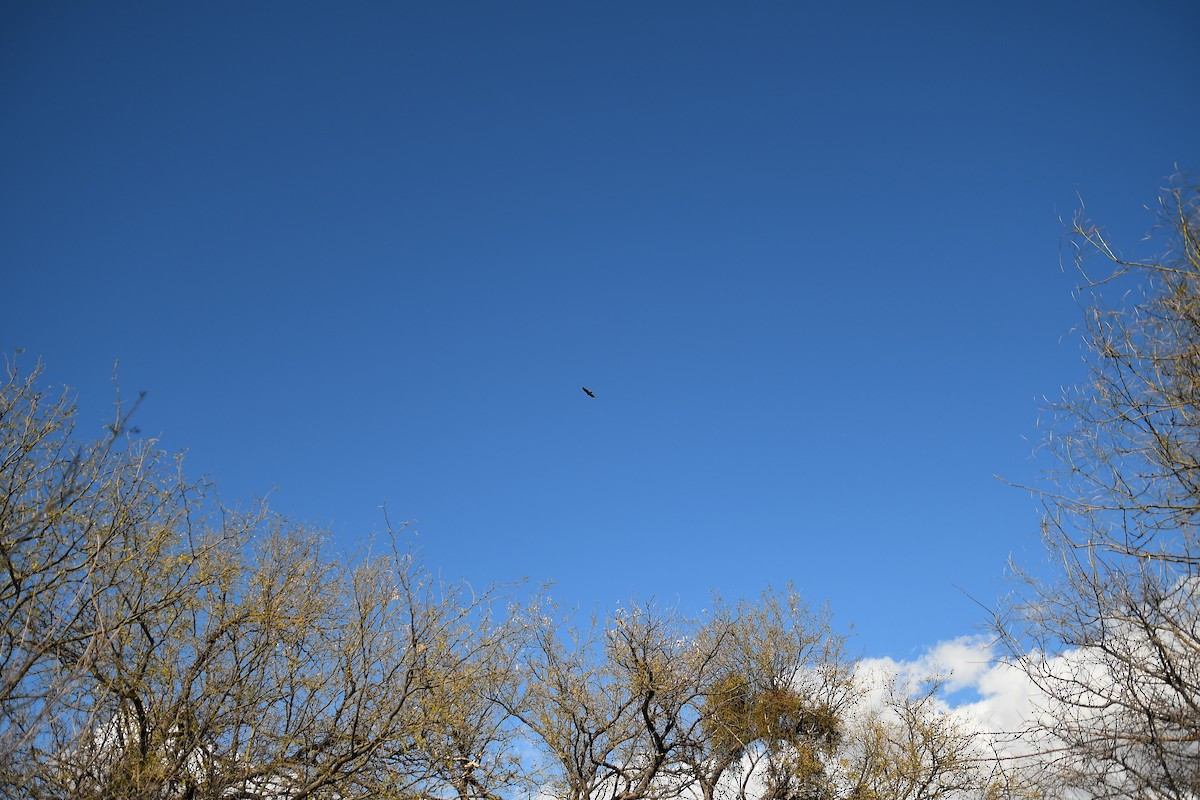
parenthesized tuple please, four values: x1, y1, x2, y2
(581, 386, 596, 398)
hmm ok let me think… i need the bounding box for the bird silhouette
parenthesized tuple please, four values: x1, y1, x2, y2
(581, 386, 596, 398)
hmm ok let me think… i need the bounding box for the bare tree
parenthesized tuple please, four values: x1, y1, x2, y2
(503, 598, 707, 800)
(997, 177, 1200, 799)
(600, 600, 725, 800)
(0, 360, 520, 799)
(409, 575, 532, 800)
(502, 598, 637, 800)
(0, 358, 205, 793)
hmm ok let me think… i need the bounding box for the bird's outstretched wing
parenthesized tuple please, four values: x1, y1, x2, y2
(582, 386, 596, 398)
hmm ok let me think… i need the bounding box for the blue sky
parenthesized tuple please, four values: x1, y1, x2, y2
(3, 1, 1198, 659)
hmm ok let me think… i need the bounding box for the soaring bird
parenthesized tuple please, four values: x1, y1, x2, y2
(581, 386, 596, 398)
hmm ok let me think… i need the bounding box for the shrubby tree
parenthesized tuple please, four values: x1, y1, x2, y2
(688, 592, 1026, 800)
(998, 177, 1200, 799)
(840, 680, 1006, 800)
(687, 589, 851, 800)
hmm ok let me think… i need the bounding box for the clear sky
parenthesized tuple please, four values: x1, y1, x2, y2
(3, 1, 1198, 660)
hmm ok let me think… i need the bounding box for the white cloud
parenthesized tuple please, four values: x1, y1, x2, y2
(918, 635, 995, 692)
(853, 635, 999, 707)
(861, 636, 1051, 749)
